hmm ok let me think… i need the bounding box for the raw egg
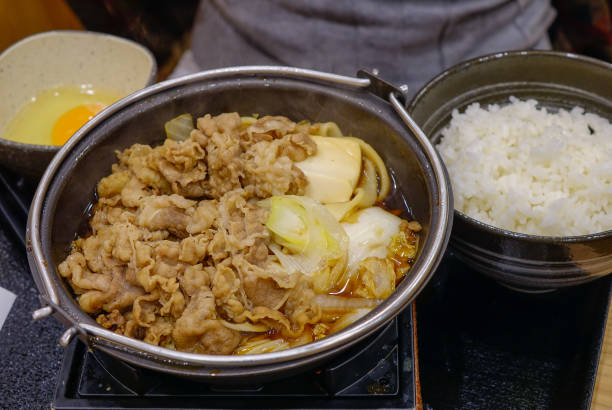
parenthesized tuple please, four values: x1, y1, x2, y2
(51, 103, 106, 145)
(2, 85, 120, 146)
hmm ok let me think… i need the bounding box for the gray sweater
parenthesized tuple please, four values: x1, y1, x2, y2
(177, 0, 555, 96)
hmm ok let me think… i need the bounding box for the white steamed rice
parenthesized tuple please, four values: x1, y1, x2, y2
(436, 97, 612, 236)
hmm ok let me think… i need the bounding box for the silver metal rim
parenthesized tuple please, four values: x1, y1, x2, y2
(28, 65, 451, 367)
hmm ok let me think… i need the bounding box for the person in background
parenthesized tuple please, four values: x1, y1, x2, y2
(171, 0, 556, 96)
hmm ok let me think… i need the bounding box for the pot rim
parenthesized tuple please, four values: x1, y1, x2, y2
(27, 65, 452, 367)
(407, 49, 612, 243)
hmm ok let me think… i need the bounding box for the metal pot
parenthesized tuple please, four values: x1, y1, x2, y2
(27, 67, 452, 382)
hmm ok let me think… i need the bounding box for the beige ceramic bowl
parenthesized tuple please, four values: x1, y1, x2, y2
(0, 30, 156, 179)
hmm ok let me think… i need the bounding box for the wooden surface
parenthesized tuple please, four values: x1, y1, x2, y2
(591, 301, 612, 409)
(0, 0, 83, 53)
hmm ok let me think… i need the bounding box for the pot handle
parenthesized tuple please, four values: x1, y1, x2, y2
(357, 70, 442, 161)
(32, 295, 87, 347)
(357, 70, 410, 106)
(359, 69, 453, 306)
(357, 70, 447, 190)
(384, 82, 454, 291)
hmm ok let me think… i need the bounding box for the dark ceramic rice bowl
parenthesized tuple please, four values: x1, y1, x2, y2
(408, 50, 612, 292)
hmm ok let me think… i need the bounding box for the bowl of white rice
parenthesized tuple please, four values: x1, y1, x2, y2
(408, 51, 612, 291)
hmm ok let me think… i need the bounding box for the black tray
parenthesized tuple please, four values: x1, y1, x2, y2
(417, 253, 611, 409)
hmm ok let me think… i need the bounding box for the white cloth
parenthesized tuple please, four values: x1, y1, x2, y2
(0, 286, 16, 331)
(175, 0, 555, 96)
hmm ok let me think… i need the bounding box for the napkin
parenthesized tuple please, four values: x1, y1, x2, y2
(0, 286, 16, 330)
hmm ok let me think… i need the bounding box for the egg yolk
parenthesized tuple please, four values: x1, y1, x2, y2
(51, 103, 106, 146)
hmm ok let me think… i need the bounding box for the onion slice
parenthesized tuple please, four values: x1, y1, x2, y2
(235, 338, 291, 355)
(164, 113, 195, 141)
(314, 294, 382, 312)
(220, 319, 268, 333)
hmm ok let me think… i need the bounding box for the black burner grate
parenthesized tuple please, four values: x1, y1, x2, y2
(53, 309, 417, 409)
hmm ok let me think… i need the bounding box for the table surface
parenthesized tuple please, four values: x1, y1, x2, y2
(0, 227, 63, 409)
(592, 303, 612, 409)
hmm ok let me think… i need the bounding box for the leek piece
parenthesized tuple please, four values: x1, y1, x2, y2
(260, 195, 350, 292)
(264, 196, 309, 252)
